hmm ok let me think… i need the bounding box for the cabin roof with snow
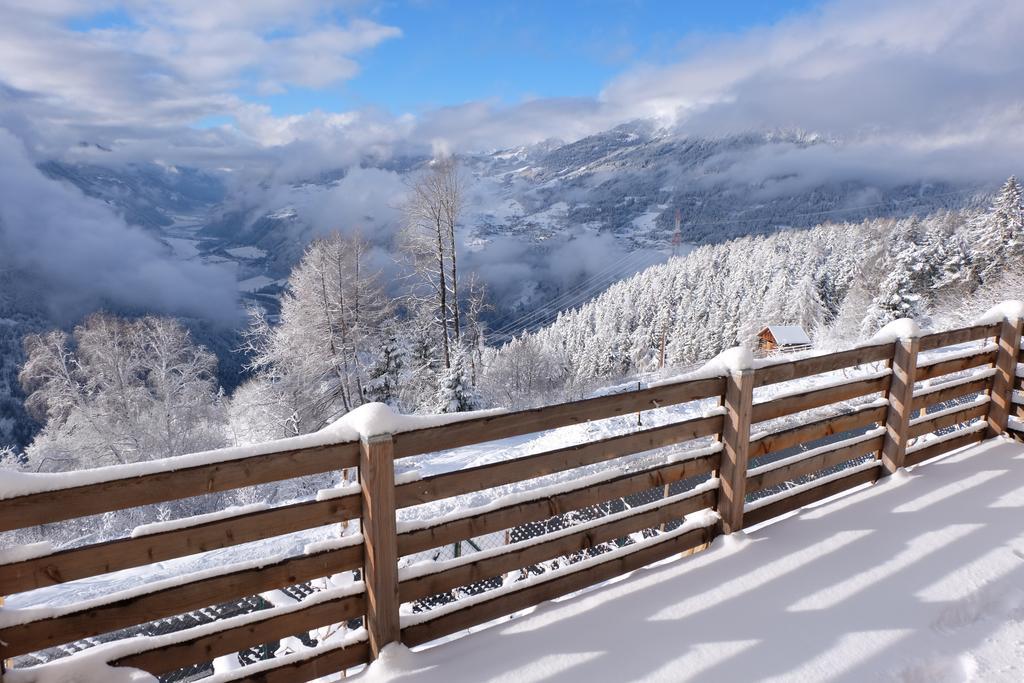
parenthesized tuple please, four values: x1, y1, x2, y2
(758, 325, 812, 347)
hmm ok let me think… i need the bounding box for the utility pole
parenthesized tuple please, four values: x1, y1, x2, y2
(671, 208, 682, 257)
(658, 208, 682, 370)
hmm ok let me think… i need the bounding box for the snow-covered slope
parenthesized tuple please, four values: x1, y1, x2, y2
(0, 121, 1000, 452)
(42, 125, 989, 323)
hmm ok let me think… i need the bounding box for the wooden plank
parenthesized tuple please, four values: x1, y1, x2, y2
(360, 435, 400, 660)
(911, 377, 990, 412)
(918, 323, 999, 352)
(401, 523, 717, 648)
(0, 442, 360, 533)
(400, 488, 717, 602)
(398, 449, 720, 557)
(395, 414, 723, 508)
(754, 343, 892, 388)
(908, 402, 988, 439)
(915, 349, 997, 382)
(986, 317, 1023, 438)
(747, 435, 884, 494)
(750, 375, 890, 424)
(718, 369, 754, 534)
(391, 377, 725, 458)
(880, 338, 919, 475)
(0, 494, 361, 595)
(218, 641, 370, 682)
(1008, 424, 1024, 443)
(743, 466, 880, 528)
(113, 592, 366, 675)
(904, 429, 986, 468)
(749, 404, 886, 458)
(0, 543, 363, 659)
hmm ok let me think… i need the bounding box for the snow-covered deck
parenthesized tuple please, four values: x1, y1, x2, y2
(361, 439, 1024, 682)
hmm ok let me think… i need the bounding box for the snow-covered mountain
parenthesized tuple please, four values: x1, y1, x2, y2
(57, 124, 983, 321)
(0, 122, 996, 451)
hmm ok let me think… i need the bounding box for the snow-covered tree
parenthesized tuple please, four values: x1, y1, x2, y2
(19, 313, 227, 471)
(433, 346, 479, 413)
(401, 156, 465, 369)
(239, 232, 390, 436)
(363, 330, 403, 406)
(967, 176, 1024, 285)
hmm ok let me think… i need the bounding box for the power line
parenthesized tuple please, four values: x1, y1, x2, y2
(487, 250, 656, 339)
(487, 251, 650, 338)
(486, 249, 652, 334)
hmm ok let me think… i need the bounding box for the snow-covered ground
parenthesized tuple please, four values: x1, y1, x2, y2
(224, 246, 267, 259)
(236, 274, 281, 292)
(359, 438, 1024, 683)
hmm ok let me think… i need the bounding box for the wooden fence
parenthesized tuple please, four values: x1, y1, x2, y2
(1, 315, 1023, 681)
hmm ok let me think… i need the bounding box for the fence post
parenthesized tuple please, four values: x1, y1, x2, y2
(987, 316, 1023, 438)
(880, 336, 920, 475)
(359, 434, 400, 659)
(717, 368, 754, 534)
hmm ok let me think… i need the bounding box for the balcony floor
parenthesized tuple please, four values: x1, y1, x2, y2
(360, 439, 1024, 682)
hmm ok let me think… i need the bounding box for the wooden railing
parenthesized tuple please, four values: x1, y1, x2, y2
(1, 314, 1022, 681)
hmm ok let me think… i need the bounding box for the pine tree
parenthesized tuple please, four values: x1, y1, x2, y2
(970, 176, 1023, 284)
(433, 347, 479, 413)
(363, 332, 403, 406)
(787, 272, 827, 332)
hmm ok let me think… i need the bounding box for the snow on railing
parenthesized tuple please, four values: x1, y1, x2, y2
(2, 303, 1023, 682)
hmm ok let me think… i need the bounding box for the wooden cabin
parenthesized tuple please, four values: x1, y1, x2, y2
(757, 325, 812, 353)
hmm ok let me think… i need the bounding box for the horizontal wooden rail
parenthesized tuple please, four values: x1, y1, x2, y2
(904, 428, 986, 468)
(400, 488, 717, 602)
(750, 375, 890, 424)
(743, 465, 881, 528)
(398, 448, 720, 556)
(113, 591, 366, 675)
(746, 434, 884, 494)
(911, 376, 991, 412)
(0, 543, 363, 658)
(915, 348, 997, 382)
(213, 641, 371, 683)
(918, 323, 998, 352)
(391, 377, 725, 458)
(754, 343, 892, 388)
(0, 494, 361, 594)
(908, 402, 989, 439)
(395, 414, 722, 508)
(0, 442, 360, 533)
(749, 403, 886, 459)
(401, 522, 717, 647)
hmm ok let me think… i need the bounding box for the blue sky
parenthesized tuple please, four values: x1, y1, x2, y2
(277, 1, 824, 116)
(8, 0, 1018, 171)
(338, 1, 823, 115)
(65, 1, 824, 119)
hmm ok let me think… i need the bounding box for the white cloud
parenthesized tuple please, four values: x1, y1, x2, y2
(0, 0, 400, 155)
(3, 0, 1024, 186)
(233, 0, 1024, 186)
(0, 129, 239, 321)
